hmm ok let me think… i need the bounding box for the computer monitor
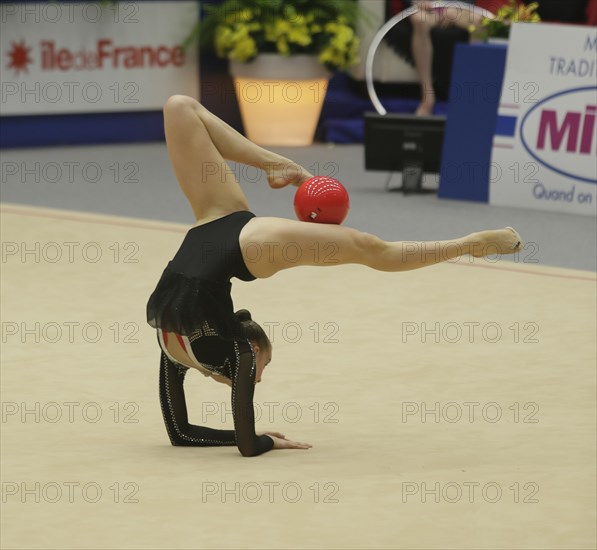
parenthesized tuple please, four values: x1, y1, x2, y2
(364, 112, 446, 193)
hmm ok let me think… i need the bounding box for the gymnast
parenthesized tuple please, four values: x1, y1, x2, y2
(146, 95, 522, 457)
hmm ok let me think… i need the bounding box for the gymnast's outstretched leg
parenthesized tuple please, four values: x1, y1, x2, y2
(238, 216, 522, 279)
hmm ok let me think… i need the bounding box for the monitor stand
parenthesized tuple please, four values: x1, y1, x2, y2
(385, 164, 437, 195)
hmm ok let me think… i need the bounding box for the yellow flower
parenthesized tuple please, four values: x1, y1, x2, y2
(275, 19, 291, 35)
(230, 36, 257, 61)
(319, 46, 339, 66)
(317, 20, 360, 71)
(519, 2, 540, 22)
(213, 8, 361, 71)
(289, 28, 311, 46)
(277, 37, 290, 55)
(225, 9, 252, 25)
(214, 20, 260, 62)
(496, 7, 509, 20)
(293, 14, 307, 27)
(215, 26, 233, 57)
(337, 25, 354, 44)
(325, 21, 339, 34)
(264, 16, 312, 49)
(264, 22, 276, 42)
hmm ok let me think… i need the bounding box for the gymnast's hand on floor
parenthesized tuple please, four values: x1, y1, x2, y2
(257, 431, 286, 439)
(265, 158, 313, 189)
(266, 434, 313, 450)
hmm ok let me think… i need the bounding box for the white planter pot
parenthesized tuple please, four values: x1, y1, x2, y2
(229, 54, 331, 146)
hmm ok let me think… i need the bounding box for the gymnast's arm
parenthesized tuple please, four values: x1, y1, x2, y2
(158, 351, 236, 446)
(231, 342, 275, 457)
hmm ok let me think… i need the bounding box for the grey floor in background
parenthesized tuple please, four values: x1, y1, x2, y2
(1, 142, 596, 271)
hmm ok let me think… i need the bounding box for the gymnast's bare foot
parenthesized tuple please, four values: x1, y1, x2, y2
(415, 101, 434, 116)
(264, 158, 313, 189)
(467, 227, 523, 257)
(415, 95, 435, 116)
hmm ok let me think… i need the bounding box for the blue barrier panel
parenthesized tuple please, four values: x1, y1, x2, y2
(438, 43, 508, 202)
(0, 111, 165, 148)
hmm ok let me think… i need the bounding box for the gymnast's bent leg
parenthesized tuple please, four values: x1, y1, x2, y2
(162, 95, 312, 225)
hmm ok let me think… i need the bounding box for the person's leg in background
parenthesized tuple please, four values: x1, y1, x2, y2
(410, 3, 441, 115)
(410, 2, 483, 115)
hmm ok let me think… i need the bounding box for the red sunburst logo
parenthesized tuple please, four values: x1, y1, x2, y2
(7, 40, 33, 76)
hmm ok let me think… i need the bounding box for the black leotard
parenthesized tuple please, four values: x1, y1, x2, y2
(147, 211, 274, 457)
(147, 211, 258, 338)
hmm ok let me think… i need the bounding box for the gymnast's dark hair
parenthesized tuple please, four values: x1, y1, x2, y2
(234, 309, 271, 351)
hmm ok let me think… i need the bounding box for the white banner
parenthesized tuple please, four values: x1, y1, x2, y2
(0, 1, 200, 114)
(489, 23, 597, 216)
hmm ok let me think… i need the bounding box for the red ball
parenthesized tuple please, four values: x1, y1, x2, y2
(293, 176, 350, 224)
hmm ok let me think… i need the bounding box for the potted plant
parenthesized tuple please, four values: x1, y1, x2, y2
(189, 0, 363, 146)
(470, 0, 541, 44)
